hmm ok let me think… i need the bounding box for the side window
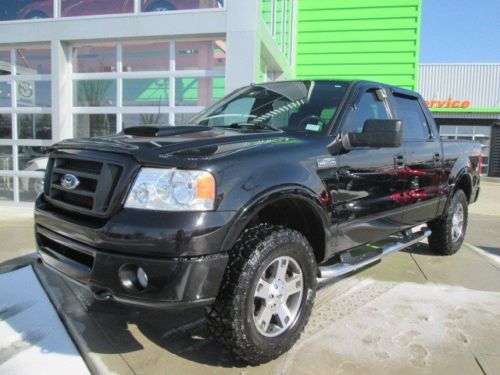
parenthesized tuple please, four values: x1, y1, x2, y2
(344, 90, 390, 133)
(393, 95, 431, 140)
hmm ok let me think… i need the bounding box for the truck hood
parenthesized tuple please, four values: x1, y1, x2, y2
(52, 126, 302, 167)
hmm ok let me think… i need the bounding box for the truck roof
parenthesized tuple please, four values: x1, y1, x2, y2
(255, 79, 421, 99)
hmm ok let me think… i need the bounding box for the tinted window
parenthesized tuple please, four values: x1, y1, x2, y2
(394, 95, 431, 140)
(344, 90, 390, 133)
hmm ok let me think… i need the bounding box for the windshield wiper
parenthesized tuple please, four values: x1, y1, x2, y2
(220, 122, 280, 132)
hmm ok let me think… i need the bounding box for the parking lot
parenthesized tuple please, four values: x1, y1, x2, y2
(1, 181, 499, 374)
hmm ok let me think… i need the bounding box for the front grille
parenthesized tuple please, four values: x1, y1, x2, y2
(44, 151, 135, 217)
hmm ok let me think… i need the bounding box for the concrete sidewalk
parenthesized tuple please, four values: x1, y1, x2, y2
(0, 183, 499, 374)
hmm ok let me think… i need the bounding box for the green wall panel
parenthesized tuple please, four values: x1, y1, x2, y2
(296, 0, 422, 90)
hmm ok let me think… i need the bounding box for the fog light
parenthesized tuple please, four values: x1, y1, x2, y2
(137, 267, 149, 289)
(119, 264, 149, 292)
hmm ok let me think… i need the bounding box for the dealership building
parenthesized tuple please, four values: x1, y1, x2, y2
(0, 0, 497, 206)
(419, 64, 500, 177)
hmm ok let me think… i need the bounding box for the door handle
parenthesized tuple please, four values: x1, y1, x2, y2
(394, 154, 405, 169)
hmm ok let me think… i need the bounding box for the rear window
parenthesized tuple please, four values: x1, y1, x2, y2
(393, 95, 431, 140)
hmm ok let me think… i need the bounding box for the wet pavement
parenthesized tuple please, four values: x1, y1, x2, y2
(0, 181, 499, 374)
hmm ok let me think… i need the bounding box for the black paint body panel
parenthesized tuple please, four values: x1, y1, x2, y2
(33, 80, 480, 308)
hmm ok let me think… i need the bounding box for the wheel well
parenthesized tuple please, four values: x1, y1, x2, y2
(245, 198, 326, 263)
(455, 175, 472, 202)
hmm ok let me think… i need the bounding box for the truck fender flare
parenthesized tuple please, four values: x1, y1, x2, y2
(220, 185, 331, 259)
(443, 165, 472, 214)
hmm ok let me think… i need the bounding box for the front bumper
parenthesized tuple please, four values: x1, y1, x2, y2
(34, 196, 233, 308)
(36, 226, 228, 308)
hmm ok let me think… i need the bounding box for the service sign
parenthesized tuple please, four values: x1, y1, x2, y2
(425, 97, 471, 109)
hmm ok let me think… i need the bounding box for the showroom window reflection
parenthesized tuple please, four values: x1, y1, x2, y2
(0, 45, 52, 203)
(1, 0, 224, 21)
(72, 39, 226, 138)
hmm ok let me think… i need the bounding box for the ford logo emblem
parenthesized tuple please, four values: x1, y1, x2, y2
(61, 174, 80, 190)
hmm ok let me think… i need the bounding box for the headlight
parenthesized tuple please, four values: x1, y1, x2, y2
(124, 168, 215, 211)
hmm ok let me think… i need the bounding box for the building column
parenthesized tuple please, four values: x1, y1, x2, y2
(224, 0, 261, 93)
(51, 40, 72, 142)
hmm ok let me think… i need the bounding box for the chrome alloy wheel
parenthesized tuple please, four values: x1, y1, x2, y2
(451, 203, 464, 242)
(253, 256, 304, 337)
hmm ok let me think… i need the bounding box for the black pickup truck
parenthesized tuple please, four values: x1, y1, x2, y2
(34, 80, 481, 364)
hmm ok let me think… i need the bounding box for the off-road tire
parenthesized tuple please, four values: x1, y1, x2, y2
(206, 224, 317, 364)
(428, 189, 468, 255)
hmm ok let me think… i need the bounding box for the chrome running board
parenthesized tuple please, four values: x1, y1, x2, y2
(318, 228, 431, 279)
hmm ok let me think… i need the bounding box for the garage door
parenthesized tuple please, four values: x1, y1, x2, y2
(490, 124, 500, 177)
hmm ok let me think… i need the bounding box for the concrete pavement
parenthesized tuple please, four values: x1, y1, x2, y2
(0, 182, 499, 374)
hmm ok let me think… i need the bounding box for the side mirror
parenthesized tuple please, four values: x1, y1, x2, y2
(343, 119, 403, 149)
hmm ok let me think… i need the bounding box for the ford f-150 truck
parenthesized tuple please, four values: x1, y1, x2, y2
(34, 80, 481, 364)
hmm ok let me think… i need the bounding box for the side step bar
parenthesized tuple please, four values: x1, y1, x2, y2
(318, 229, 431, 279)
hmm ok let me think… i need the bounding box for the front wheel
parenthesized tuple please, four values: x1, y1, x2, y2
(206, 224, 317, 364)
(428, 189, 468, 255)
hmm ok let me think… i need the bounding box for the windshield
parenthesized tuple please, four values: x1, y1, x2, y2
(188, 81, 349, 134)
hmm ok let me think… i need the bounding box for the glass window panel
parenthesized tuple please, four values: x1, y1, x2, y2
(345, 91, 390, 134)
(18, 114, 52, 139)
(457, 136, 473, 140)
(475, 136, 490, 147)
(0, 49, 11, 75)
(481, 147, 490, 158)
(440, 135, 456, 140)
(0, 81, 12, 106)
(16, 1, 54, 19)
(439, 125, 456, 135)
(62, 0, 133, 17)
(0, 177, 13, 201)
(175, 77, 222, 106)
(73, 45, 116, 73)
(16, 47, 51, 75)
(18, 146, 50, 171)
(74, 80, 117, 106)
(19, 177, 45, 202)
(0, 146, 13, 170)
(393, 95, 431, 140)
(212, 76, 225, 101)
(456, 125, 474, 135)
(74, 114, 117, 138)
(122, 42, 169, 72)
(176, 40, 226, 71)
(123, 79, 169, 106)
(141, 0, 224, 12)
(123, 113, 169, 128)
(473, 126, 491, 137)
(17, 81, 51, 107)
(175, 113, 196, 125)
(0, 114, 11, 139)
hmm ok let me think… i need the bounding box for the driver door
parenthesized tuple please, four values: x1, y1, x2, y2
(331, 86, 407, 252)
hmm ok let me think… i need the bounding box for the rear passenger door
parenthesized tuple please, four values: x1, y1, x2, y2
(392, 92, 443, 226)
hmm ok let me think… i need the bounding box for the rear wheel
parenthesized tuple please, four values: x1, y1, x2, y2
(428, 189, 468, 255)
(206, 224, 317, 364)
